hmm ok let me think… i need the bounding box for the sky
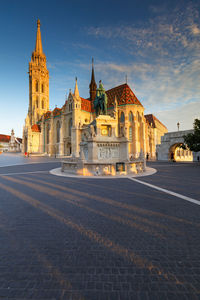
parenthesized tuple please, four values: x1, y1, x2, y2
(0, 0, 200, 138)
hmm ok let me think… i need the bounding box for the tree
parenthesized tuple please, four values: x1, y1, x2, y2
(183, 119, 200, 152)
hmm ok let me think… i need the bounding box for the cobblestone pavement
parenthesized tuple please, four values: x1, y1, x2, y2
(0, 160, 199, 299)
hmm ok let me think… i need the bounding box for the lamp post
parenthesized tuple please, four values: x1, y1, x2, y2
(177, 122, 180, 131)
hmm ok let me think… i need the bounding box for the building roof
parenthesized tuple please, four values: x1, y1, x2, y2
(44, 111, 51, 120)
(0, 134, 10, 143)
(42, 83, 142, 117)
(0, 134, 22, 144)
(145, 114, 167, 130)
(16, 138, 22, 143)
(53, 107, 62, 117)
(106, 83, 143, 107)
(31, 124, 41, 132)
(81, 97, 92, 112)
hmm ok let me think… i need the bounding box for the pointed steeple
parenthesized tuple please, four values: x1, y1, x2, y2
(35, 19, 43, 54)
(89, 58, 97, 101)
(74, 77, 80, 98)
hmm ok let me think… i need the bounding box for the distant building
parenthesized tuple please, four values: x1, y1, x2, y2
(145, 114, 168, 160)
(0, 130, 22, 152)
(9, 129, 22, 152)
(0, 134, 10, 152)
(23, 20, 167, 159)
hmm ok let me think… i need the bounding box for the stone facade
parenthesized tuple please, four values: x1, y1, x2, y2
(157, 130, 200, 161)
(23, 20, 167, 160)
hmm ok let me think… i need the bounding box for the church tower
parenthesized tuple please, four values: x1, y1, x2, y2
(28, 19, 49, 125)
(89, 58, 97, 101)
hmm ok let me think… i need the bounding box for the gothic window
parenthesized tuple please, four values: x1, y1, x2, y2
(47, 124, 50, 144)
(69, 118, 72, 136)
(129, 126, 133, 141)
(36, 81, 39, 92)
(41, 83, 44, 93)
(42, 99, 44, 109)
(129, 111, 133, 122)
(120, 112, 125, 123)
(36, 97, 38, 108)
(56, 121, 61, 143)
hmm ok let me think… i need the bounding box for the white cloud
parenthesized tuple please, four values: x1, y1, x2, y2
(155, 101, 200, 132)
(84, 3, 200, 131)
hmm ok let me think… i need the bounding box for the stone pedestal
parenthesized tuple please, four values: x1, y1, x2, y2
(62, 114, 145, 176)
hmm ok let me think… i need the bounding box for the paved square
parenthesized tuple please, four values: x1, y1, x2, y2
(0, 155, 199, 299)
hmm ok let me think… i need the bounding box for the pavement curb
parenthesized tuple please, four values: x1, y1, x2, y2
(49, 167, 157, 179)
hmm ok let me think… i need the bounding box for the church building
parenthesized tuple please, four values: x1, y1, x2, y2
(23, 20, 167, 159)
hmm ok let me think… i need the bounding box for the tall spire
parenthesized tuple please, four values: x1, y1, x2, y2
(89, 58, 97, 101)
(35, 19, 43, 54)
(74, 77, 80, 98)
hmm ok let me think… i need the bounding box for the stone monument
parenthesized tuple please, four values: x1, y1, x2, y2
(62, 81, 145, 176)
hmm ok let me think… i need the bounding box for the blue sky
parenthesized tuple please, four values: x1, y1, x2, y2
(0, 0, 200, 137)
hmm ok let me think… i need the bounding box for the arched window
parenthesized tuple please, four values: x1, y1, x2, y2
(69, 118, 72, 136)
(46, 124, 50, 144)
(120, 112, 125, 123)
(36, 97, 39, 108)
(129, 111, 133, 122)
(42, 99, 44, 109)
(129, 126, 133, 141)
(36, 81, 39, 92)
(137, 112, 141, 122)
(56, 121, 60, 143)
(41, 83, 44, 93)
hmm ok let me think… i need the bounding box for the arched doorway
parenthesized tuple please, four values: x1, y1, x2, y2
(169, 143, 193, 162)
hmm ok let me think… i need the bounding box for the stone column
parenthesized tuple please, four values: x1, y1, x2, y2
(49, 114, 54, 156)
(141, 121, 146, 155)
(133, 121, 139, 158)
(40, 121, 45, 153)
(59, 115, 65, 156)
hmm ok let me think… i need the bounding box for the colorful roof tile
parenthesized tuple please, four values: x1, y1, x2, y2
(44, 111, 51, 120)
(53, 107, 62, 117)
(106, 83, 143, 107)
(31, 124, 41, 132)
(81, 97, 92, 112)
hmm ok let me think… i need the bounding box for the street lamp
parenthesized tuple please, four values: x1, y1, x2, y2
(177, 122, 180, 131)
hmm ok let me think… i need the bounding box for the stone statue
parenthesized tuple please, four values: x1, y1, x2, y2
(94, 80, 108, 117)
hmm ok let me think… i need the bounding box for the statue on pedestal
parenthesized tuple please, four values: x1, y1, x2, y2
(94, 80, 108, 117)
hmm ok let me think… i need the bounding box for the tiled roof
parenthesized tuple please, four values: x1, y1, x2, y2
(53, 107, 62, 117)
(0, 134, 10, 143)
(0, 135, 22, 143)
(106, 83, 143, 107)
(31, 124, 41, 132)
(81, 97, 92, 112)
(44, 111, 51, 120)
(145, 114, 167, 130)
(80, 83, 142, 113)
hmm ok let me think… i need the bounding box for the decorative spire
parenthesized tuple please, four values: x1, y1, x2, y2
(74, 77, 80, 98)
(35, 19, 43, 54)
(89, 58, 97, 101)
